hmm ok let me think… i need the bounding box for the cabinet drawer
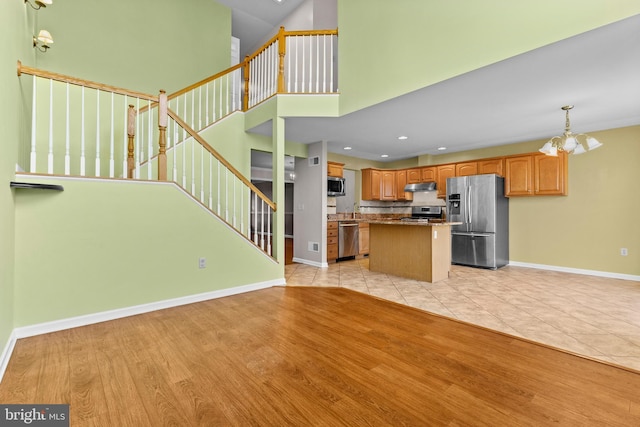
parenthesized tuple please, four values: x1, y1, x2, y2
(327, 245, 338, 259)
(327, 236, 338, 245)
(327, 229, 338, 238)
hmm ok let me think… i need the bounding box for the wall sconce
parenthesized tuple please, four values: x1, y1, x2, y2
(33, 30, 53, 52)
(25, 0, 52, 10)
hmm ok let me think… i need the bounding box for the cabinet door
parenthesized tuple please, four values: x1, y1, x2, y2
(395, 170, 412, 201)
(534, 152, 568, 195)
(421, 167, 436, 182)
(407, 168, 422, 183)
(455, 161, 478, 177)
(505, 156, 533, 196)
(327, 161, 344, 178)
(381, 171, 396, 200)
(436, 164, 456, 198)
(361, 169, 381, 200)
(358, 223, 369, 255)
(478, 158, 504, 176)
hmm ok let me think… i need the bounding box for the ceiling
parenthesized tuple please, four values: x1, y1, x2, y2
(221, 2, 640, 163)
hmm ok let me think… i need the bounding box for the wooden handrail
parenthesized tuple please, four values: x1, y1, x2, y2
(166, 63, 244, 101)
(166, 108, 276, 212)
(284, 29, 339, 37)
(17, 61, 158, 102)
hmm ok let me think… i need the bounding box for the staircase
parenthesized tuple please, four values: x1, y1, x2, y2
(16, 27, 339, 262)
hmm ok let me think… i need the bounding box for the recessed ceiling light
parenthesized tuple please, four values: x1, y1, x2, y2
(272, 0, 283, 3)
(398, 136, 408, 140)
(437, 146, 447, 151)
(381, 154, 389, 158)
(343, 146, 352, 150)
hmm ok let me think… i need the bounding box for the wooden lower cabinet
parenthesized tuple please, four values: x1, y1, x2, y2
(327, 221, 338, 261)
(358, 223, 369, 255)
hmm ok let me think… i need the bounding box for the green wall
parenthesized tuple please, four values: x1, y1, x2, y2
(0, 0, 35, 362)
(13, 177, 282, 326)
(36, 0, 232, 94)
(337, 0, 640, 115)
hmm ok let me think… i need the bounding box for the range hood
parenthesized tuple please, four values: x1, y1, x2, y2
(404, 182, 437, 192)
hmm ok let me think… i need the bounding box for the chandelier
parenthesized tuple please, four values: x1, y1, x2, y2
(539, 105, 603, 156)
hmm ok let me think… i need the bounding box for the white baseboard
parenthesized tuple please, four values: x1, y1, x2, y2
(292, 257, 328, 268)
(0, 330, 17, 384)
(508, 261, 640, 282)
(0, 279, 283, 383)
(14, 279, 283, 339)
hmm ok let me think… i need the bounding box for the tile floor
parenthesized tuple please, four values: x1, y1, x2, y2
(285, 259, 640, 371)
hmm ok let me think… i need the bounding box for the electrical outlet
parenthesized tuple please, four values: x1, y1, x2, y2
(620, 248, 628, 256)
(199, 257, 206, 268)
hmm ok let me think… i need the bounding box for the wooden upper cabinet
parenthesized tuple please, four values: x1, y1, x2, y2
(327, 161, 344, 178)
(436, 164, 456, 198)
(361, 168, 381, 200)
(381, 170, 397, 200)
(407, 168, 422, 184)
(395, 169, 412, 201)
(478, 158, 505, 176)
(505, 156, 534, 196)
(421, 167, 436, 182)
(534, 152, 568, 196)
(455, 161, 478, 177)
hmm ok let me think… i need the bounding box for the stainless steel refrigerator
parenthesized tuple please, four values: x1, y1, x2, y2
(446, 174, 509, 269)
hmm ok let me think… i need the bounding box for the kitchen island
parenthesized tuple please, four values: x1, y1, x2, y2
(368, 220, 455, 283)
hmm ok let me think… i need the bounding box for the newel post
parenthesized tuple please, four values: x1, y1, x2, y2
(243, 55, 250, 111)
(126, 105, 136, 179)
(277, 26, 286, 93)
(158, 90, 168, 181)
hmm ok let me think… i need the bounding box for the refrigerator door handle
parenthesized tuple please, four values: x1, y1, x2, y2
(468, 184, 472, 225)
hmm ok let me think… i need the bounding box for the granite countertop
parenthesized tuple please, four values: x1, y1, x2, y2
(366, 220, 461, 227)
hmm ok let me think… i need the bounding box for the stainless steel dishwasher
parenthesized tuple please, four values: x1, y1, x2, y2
(338, 221, 359, 259)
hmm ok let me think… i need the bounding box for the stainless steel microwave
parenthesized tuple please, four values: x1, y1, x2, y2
(327, 176, 346, 196)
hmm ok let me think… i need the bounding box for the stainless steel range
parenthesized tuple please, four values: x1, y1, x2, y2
(400, 206, 444, 222)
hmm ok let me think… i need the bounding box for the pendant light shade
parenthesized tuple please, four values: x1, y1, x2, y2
(539, 105, 603, 156)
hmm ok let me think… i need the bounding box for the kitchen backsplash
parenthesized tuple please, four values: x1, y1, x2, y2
(327, 192, 446, 216)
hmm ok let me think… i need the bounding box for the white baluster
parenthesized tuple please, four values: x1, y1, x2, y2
(30, 77, 37, 172)
(330, 35, 334, 92)
(322, 35, 327, 93)
(205, 82, 209, 126)
(212, 79, 217, 122)
(95, 90, 101, 177)
(172, 99, 178, 182)
(260, 199, 265, 250)
(48, 79, 53, 174)
(267, 206, 271, 255)
(225, 169, 229, 221)
(218, 78, 223, 118)
(286, 36, 291, 93)
(191, 90, 195, 129)
(217, 160, 221, 215)
(302, 35, 306, 92)
(233, 178, 237, 227)
(200, 144, 204, 202)
(198, 86, 202, 131)
(316, 35, 320, 93)
(191, 137, 195, 194)
(135, 97, 140, 179)
(240, 185, 244, 235)
(208, 156, 213, 209)
(81, 86, 86, 176)
(225, 74, 230, 116)
(253, 192, 258, 244)
(295, 36, 300, 92)
(65, 82, 70, 175)
(109, 92, 115, 178)
(147, 99, 152, 180)
(122, 95, 127, 177)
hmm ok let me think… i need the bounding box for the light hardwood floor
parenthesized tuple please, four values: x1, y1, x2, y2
(287, 259, 640, 371)
(1, 286, 640, 425)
